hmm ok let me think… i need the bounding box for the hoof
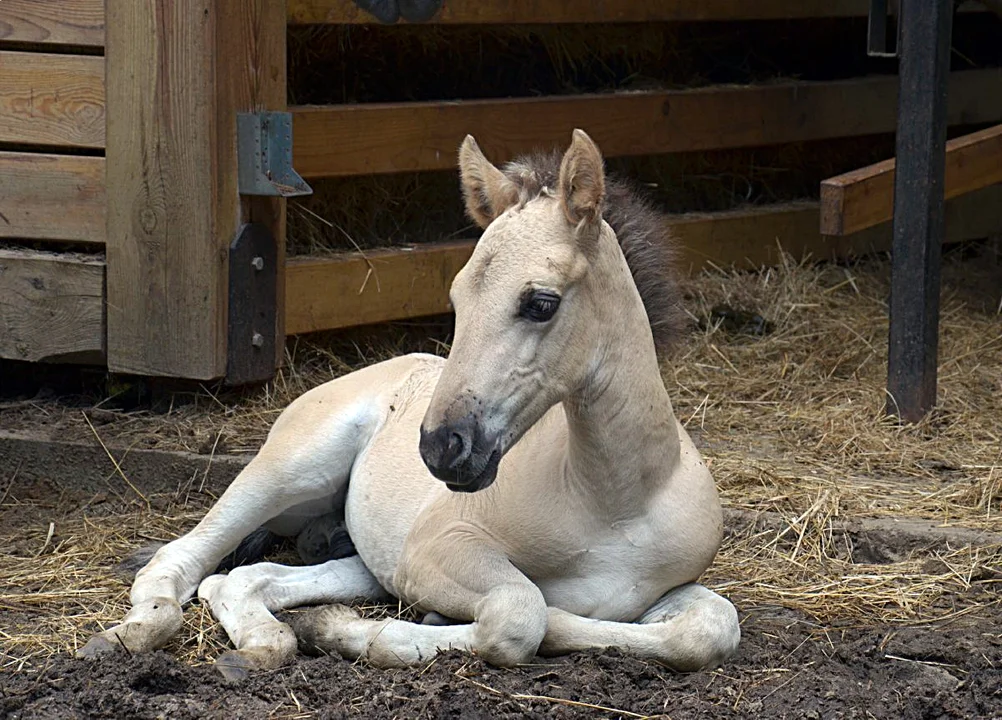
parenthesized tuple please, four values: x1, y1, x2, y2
(76, 633, 122, 659)
(287, 604, 360, 656)
(215, 650, 255, 683)
(353, 0, 400, 24)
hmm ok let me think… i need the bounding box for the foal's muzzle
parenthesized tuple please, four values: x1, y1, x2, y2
(419, 417, 502, 492)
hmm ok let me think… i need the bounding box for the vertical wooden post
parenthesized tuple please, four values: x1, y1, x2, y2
(105, 0, 286, 380)
(886, 0, 953, 422)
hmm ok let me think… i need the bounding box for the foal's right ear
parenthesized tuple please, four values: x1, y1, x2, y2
(458, 135, 519, 229)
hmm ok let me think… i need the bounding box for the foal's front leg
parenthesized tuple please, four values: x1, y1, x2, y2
(540, 583, 741, 671)
(78, 403, 371, 659)
(289, 528, 549, 668)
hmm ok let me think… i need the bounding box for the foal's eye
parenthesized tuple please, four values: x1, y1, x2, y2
(519, 290, 561, 322)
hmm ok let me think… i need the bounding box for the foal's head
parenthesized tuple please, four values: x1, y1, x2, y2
(419, 129, 673, 492)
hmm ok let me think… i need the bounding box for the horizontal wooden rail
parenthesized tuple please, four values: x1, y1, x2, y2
(292, 69, 1002, 178)
(0, 152, 105, 244)
(0, 249, 105, 363)
(0, 0, 104, 47)
(820, 123, 1002, 236)
(0, 51, 105, 148)
(288, 0, 988, 24)
(283, 185, 1002, 335)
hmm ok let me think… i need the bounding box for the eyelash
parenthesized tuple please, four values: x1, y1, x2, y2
(519, 291, 561, 322)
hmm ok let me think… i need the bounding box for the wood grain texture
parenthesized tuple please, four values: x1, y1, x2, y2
(285, 186, 1002, 335)
(0, 152, 105, 244)
(0, 0, 104, 47)
(0, 249, 105, 363)
(105, 0, 288, 380)
(292, 69, 1002, 178)
(288, 0, 987, 24)
(821, 123, 1002, 236)
(0, 51, 104, 148)
(216, 0, 289, 374)
(105, 0, 222, 378)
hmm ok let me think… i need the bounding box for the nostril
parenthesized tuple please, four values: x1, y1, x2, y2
(445, 432, 466, 468)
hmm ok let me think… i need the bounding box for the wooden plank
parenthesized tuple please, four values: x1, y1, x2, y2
(291, 69, 1002, 178)
(0, 51, 104, 148)
(0, 250, 105, 363)
(105, 0, 287, 381)
(216, 0, 289, 377)
(288, 0, 988, 24)
(0, 0, 104, 47)
(285, 242, 474, 334)
(0, 152, 105, 244)
(821, 124, 1002, 236)
(106, 0, 220, 377)
(284, 186, 1002, 335)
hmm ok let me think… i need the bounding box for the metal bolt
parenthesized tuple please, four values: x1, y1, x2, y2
(251, 256, 264, 271)
(251, 332, 264, 348)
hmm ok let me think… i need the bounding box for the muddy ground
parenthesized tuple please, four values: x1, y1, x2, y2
(3, 590, 1001, 719)
(2, 453, 1000, 720)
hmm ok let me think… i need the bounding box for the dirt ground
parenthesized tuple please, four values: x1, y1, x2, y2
(2, 247, 1000, 719)
(3, 525, 1001, 719)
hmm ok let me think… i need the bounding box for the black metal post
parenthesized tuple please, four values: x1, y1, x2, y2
(886, 0, 954, 422)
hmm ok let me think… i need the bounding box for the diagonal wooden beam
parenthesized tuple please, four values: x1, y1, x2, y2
(821, 123, 1002, 236)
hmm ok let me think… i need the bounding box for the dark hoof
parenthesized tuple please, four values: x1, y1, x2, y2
(398, 0, 443, 22)
(76, 634, 121, 659)
(296, 514, 356, 565)
(215, 651, 255, 683)
(114, 543, 164, 581)
(353, 0, 400, 23)
(215, 526, 281, 573)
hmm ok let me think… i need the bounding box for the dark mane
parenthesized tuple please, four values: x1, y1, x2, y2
(498, 150, 688, 355)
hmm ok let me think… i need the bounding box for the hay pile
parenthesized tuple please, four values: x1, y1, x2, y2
(2, 243, 1000, 670)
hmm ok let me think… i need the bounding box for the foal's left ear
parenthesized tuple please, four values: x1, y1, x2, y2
(458, 135, 519, 229)
(558, 129, 606, 229)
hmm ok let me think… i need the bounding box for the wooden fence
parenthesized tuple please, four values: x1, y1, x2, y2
(1, 0, 1000, 382)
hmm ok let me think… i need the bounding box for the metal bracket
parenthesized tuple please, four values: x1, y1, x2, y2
(237, 111, 313, 197)
(867, 0, 901, 57)
(226, 223, 278, 386)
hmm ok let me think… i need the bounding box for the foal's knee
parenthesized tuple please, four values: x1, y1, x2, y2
(668, 594, 741, 671)
(473, 582, 547, 667)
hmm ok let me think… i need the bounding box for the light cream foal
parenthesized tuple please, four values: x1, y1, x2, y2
(79, 129, 740, 679)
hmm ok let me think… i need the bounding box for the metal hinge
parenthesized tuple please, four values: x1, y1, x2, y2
(867, 0, 901, 57)
(237, 111, 313, 197)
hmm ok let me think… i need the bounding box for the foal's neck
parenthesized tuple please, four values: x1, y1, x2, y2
(563, 240, 681, 516)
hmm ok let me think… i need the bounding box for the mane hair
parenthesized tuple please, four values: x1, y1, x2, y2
(497, 150, 688, 355)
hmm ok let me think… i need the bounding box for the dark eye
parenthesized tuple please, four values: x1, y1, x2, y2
(519, 290, 561, 322)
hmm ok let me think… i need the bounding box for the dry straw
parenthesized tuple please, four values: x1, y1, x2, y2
(2, 243, 1000, 670)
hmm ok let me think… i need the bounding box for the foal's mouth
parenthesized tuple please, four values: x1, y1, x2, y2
(444, 447, 503, 493)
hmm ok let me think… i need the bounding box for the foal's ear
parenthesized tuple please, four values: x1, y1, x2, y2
(458, 135, 518, 229)
(558, 129, 606, 228)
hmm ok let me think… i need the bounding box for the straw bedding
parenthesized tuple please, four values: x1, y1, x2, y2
(1, 240, 999, 672)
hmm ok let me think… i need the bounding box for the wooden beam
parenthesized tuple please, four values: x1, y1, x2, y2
(292, 69, 1002, 178)
(0, 0, 104, 47)
(106, 0, 285, 380)
(886, 0, 953, 423)
(0, 249, 104, 363)
(284, 185, 1002, 335)
(216, 0, 289, 380)
(0, 152, 105, 244)
(0, 51, 104, 148)
(821, 123, 1002, 236)
(288, 0, 988, 24)
(285, 242, 473, 334)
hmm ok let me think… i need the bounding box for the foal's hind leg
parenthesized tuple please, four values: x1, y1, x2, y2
(539, 583, 740, 671)
(78, 388, 381, 659)
(197, 555, 389, 681)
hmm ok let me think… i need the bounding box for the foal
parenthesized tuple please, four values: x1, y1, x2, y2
(80, 129, 740, 678)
